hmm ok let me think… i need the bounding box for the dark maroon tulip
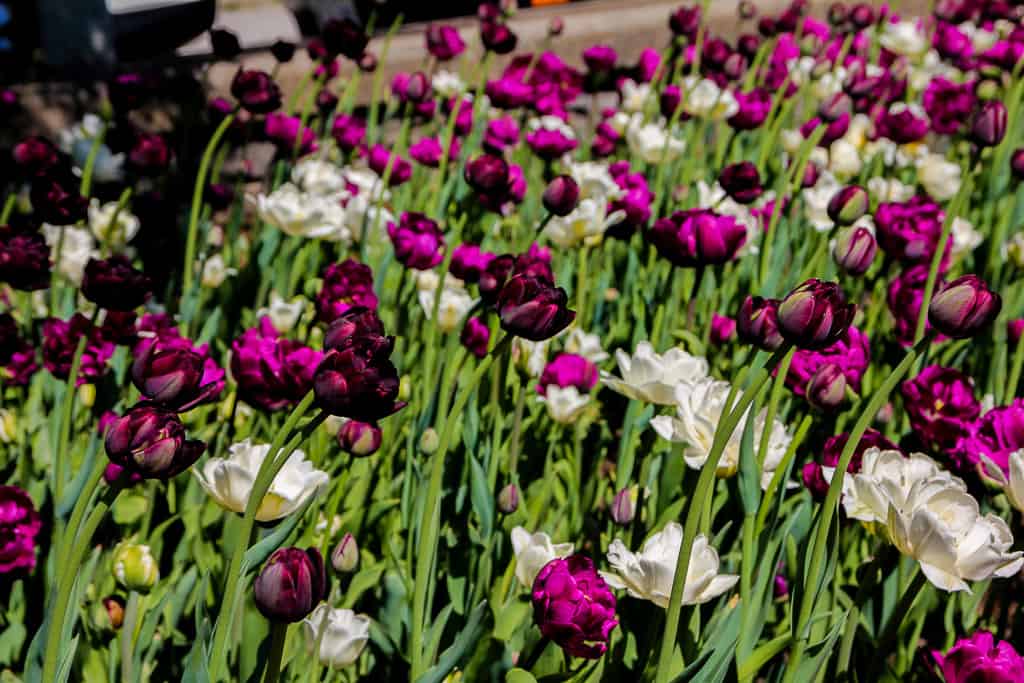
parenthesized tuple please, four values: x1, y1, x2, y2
(0, 313, 17, 364)
(337, 420, 382, 457)
(648, 209, 747, 267)
(928, 275, 1002, 339)
(230, 69, 281, 114)
(736, 296, 784, 351)
(827, 185, 868, 226)
(464, 154, 510, 196)
(543, 175, 581, 217)
(461, 316, 491, 358)
(849, 3, 874, 28)
(426, 24, 466, 61)
(128, 134, 172, 175)
(1011, 148, 1024, 181)
(12, 136, 59, 176)
(323, 307, 387, 352)
(206, 183, 236, 211)
(322, 18, 369, 60)
(253, 547, 327, 623)
(104, 404, 205, 479)
(82, 257, 153, 311)
(270, 40, 296, 63)
(209, 28, 242, 60)
(806, 363, 847, 412)
(0, 228, 50, 291)
(230, 319, 323, 412)
(358, 51, 378, 73)
(401, 72, 432, 104)
(718, 162, 762, 205)
(971, 100, 1008, 148)
(316, 259, 378, 323)
(131, 342, 221, 412)
(481, 21, 517, 54)
(387, 212, 445, 270)
(833, 226, 876, 275)
(736, 34, 760, 59)
(313, 340, 405, 421)
(819, 93, 851, 123)
(660, 85, 683, 120)
(30, 174, 88, 226)
(497, 274, 575, 342)
(479, 254, 516, 306)
(777, 279, 856, 350)
(669, 5, 701, 39)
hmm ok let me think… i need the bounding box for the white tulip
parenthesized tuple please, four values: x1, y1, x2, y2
(603, 523, 738, 607)
(528, 115, 577, 140)
(0, 409, 15, 443)
(600, 341, 709, 405)
(683, 77, 739, 120)
(829, 139, 863, 180)
(256, 292, 307, 333)
(563, 328, 609, 363)
(540, 385, 591, 424)
(42, 224, 98, 286)
(417, 287, 476, 333)
(415, 269, 465, 293)
(867, 177, 915, 203)
(201, 254, 237, 288)
(619, 79, 652, 113)
(916, 153, 961, 202)
(1006, 233, 1024, 269)
(542, 198, 625, 248)
(568, 161, 625, 202)
(951, 217, 983, 257)
(345, 193, 395, 243)
(802, 171, 842, 232)
(342, 167, 389, 202)
(980, 450, 1024, 514)
(514, 338, 550, 378)
(626, 118, 685, 164)
(650, 379, 792, 489)
(879, 20, 929, 56)
(88, 199, 140, 247)
(255, 183, 352, 243)
(292, 158, 348, 196)
(510, 526, 573, 588)
(302, 605, 371, 669)
(432, 70, 467, 98)
(194, 439, 329, 522)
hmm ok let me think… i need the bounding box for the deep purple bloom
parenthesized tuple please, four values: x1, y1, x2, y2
(481, 21, 517, 55)
(410, 136, 458, 168)
(800, 113, 850, 146)
(483, 116, 521, 154)
(902, 365, 980, 451)
(316, 259, 379, 323)
(932, 632, 1024, 683)
(449, 244, 495, 284)
(497, 274, 575, 342)
(971, 100, 1008, 148)
(231, 317, 323, 412)
(583, 45, 617, 73)
(729, 88, 773, 130)
(928, 275, 1001, 340)
(787, 326, 870, 397)
(321, 18, 368, 60)
(105, 404, 206, 479)
(543, 175, 581, 216)
(132, 336, 224, 412)
(737, 296, 784, 351)
(313, 340, 405, 421)
(337, 420, 382, 457)
(367, 145, 412, 186)
(30, 174, 88, 226)
(388, 212, 445, 270)
(0, 229, 50, 291)
(718, 162, 762, 205)
(331, 115, 366, 153)
(0, 486, 41, 574)
(426, 24, 466, 61)
(538, 353, 598, 395)
(323, 307, 386, 353)
(464, 154, 510, 195)
(710, 314, 737, 346)
(461, 316, 491, 358)
(648, 209, 747, 267)
(254, 547, 327, 623)
(875, 104, 929, 144)
(42, 315, 114, 384)
(526, 126, 578, 161)
(669, 5, 701, 39)
(922, 76, 976, 135)
(12, 136, 59, 176)
(887, 265, 943, 346)
(265, 113, 317, 157)
(531, 555, 618, 659)
(827, 186, 869, 226)
(875, 197, 948, 268)
(956, 400, 1024, 473)
(777, 279, 856, 350)
(230, 69, 281, 114)
(833, 226, 876, 275)
(82, 257, 153, 311)
(128, 133, 172, 175)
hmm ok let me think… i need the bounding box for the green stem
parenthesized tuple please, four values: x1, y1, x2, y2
(1007, 331, 1024, 402)
(783, 336, 930, 682)
(80, 124, 107, 198)
(757, 348, 793, 468)
(54, 305, 97, 501)
(182, 113, 236, 305)
(654, 346, 790, 682)
(121, 591, 140, 683)
(870, 570, 927, 679)
(0, 193, 15, 224)
(263, 622, 289, 683)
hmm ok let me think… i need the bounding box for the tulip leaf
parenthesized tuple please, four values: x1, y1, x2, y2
(469, 455, 494, 539)
(55, 431, 100, 518)
(736, 405, 761, 516)
(240, 494, 317, 575)
(414, 600, 489, 683)
(506, 669, 538, 683)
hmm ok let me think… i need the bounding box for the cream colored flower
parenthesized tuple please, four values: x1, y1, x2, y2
(510, 526, 573, 588)
(432, 70, 467, 98)
(417, 286, 476, 333)
(302, 605, 371, 669)
(542, 198, 624, 248)
(980, 450, 1024, 514)
(600, 341, 709, 405)
(619, 79, 652, 113)
(683, 77, 739, 120)
(868, 177, 915, 203)
(194, 438, 329, 522)
(829, 139, 863, 180)
(879, 20, 929, 56)
(201, 254, 237, 288)
(916, 153, 961, 202)
(292, 158, 348, 196)
(88, 199, 140, 247)
(255, 183, 351, 243)
(256, 292, 306, 332)
(563, 328, 609, 363)
(540, 385, 591, 424)
(568, 161, 625, 202)
(802, 171, 842, 232)
(42, 224, 98, 286)
(951, 217, 982, 257)
(603, 523, 738, 607)
(626, 117, 685, 163)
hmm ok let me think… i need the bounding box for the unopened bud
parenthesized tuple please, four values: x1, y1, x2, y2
(338, 420, 382, 457)
(112, 542, 159, 593)
(548, 17, 564, 36)
(331, 533, 359, 573)
(103, 596, 125, 630)
(497, 483, 519, 514)
(826, 185, 868, 226)
(420, 428, 440, 454)
(970, 100, 1007, 148)
(806, 363, 847, 412)
(833, 226, 877, 275)
(542, 175, 581, 217)
(78, 382, 96, 409)
(610, 488, 636, 525)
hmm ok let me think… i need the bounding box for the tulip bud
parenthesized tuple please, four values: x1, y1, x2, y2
(323, 307, 386, 352)
(270, 40, 296, 64)
(548, 17, 564, 36)
(970, 100, 1008, 148)
(419, 428, 440, 454)
(337, 420, 382, 457)
(254, 547, 327, 623)
(112, 542, 159, 593)
(102, 596, 125, 630)
(928, 275, 1002, 339)
(827, 2, 848, 25)
(0, 409, 15, 444)
(833, 226, 877, 275)
(82, 257, 153, 311)
(801, 162, 820, 189)
(497, 274, 576, 342)
(718, 162, 762, 205)
(738, 1, 756, 19)
(660, 84, 683, 119)
(736, 296, 784, 351)
(331, 533, 359, 573)
(542, 175, 580, 217)
(848, 3, 874, 28)
(104, 404, 206, 479)
(497, 483, 519, 514)
(480, 21, 517, 55)
(78, 382, 96, 409)
(230, 69, 282, 115)
(773, 575, 789, 599)
(826, 185, 868, 226)
(358, 51, 378, 73)
(1010, 148, 1024, 181)
(464, 154, 510, 196)
(404, 72, 432, 103)
(806, 363, 847, 412)
(610, 488, 635, 525)
(777, 279, 856, 350)
(131, 342, 218, 413)
(974, 79, 1000, 101)
(819, 92, 851, 123)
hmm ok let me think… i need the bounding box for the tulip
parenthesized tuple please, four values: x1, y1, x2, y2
(449, 244, 495, 284)
(105, 404, 205, 479)
(302, 605, 370, 669)
(497, 274, 575, 342)
(230, 69, 282, 114)
(480, 21, 517, 54)
(323, 307, 386, 352)
(736, 296, 784, 351)
(833, 226, 877, 275)
(254, 547, 327, 623)
(387, 212, 445, 270)
(819, 92, 851, 122)
(321, 18, 368, 60)
(464, 154, 510, 196)
(337, 420, 382, 457)
(806, 363, 847, 411)
(649, 209, 746, 267)
(583, 44, 617, 73)
(933, 632, 1024, 683)
(777, 279, 856, 350)
(669, 5, 700, 38)
(209, 28, 241, 60)
(0, 229, 51, 291)
(1012, 148, 1024, 181)
(426, 24, 466, 61)
(316, 259, 378, 323)
(132, 341, 220, 412)
(12, 136, 59, 176)
(610, 488, 636, 525)
(112, 542, 159, 593)
(30, 174, 88, 226)
(826, 185, 868, 226)
(542, 175, 581, 217)
(313, 341, 405, 421)
(718, 162, 762, 205)
(81, 257, 153, 311)
(970, 100, 1008, 148)
(0, 485, 40, 574)
(461, 316, 491, 358)
(230, 319, 322, 412)
(498, 483, 520, 514)
(128, 133, 172, 175)
(367, 145, 412, 186)
(928, 275, 1001, 339)
(331, 533, 359, 573)
(270, 40, 296, 63)
(531, 555, 618, 659)
(42, 315, 114, 383)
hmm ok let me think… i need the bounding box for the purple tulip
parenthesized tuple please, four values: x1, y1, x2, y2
(538, 353, 598, 396)
(875, 104, 929, 144)
(928, 275, 1001, 340)
(426, 24, 465, 61)
(736, 296, 784, 351)
(316, 259, 378, 323)
(525, 127, 578, 161)
(128, 133, 172, 175)
(12, 136, 59, 176)
(367, 145, 412, 186)
(971, 100, 1008, 148)
(464, 154, 510, 195)
(718, 162, 763, 205)
(531, 555, 618, 659)
(331, 115, 366, 153)
(729, 88, 773, 130)
(461, 316, 491, 359)
(777, 279, 856, 350)
(321, 18, 368, 60)
(874, 197, 947, 268)
(449, 244, 496, 284)
(933, 632, 1024, 683)
(481, 21, 517, 55)
(827, 186, 869, 226)
(132, 338, 223, 412)
(583, 44, 617, 73)
(0, 228, 50, 291)
(786, 327, 870, 399)
(954, 400, 1024, 473)
(105, 404, 206, 479)
(265, 113, 317, 157)
(901, 365, 980, 451)
(253, 547, 327, 623)
(42, 315, 114, 384)
(710, 314, 737, 346)
(543, 175, 581, 216)
(648, 209, 747, 267)
(231, 318, 323, 412)
(833, 226, 877, 275)
(323, 307, 387, 353)
(313, 340, 405, 421)
(230, 69, 281, 114)
(497, 275, 575, 342)
(887, 265, 943, 346)
(806, 363, 847, 412)
(801, 429, 899, 499)
(337, 420, 382, 457)
(82, 257, 153, 311)
(30, 173, 88, 226)
(922, 77, 976, 135)
(388, 212, 445, 271)
(0, 486, 41, 575)
(483, 116, 521, 154)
